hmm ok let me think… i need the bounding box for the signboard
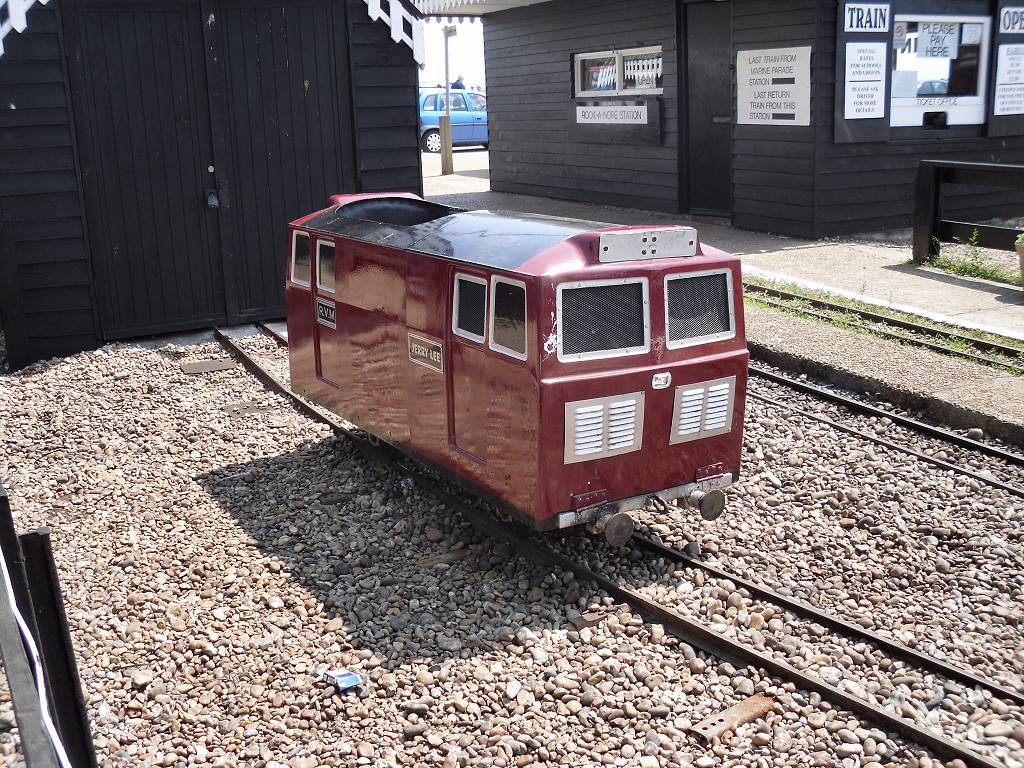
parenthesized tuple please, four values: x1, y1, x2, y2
(735, 46, 812, 126)
(918, 22, 960, 59)
(408, 333, 443, 373)
(844, 3, 889, 32)
(1000, 6, 1024, 33)
(844, 42, 887, 119)
(575, 104, 648, 125)
(315, 297, 336, 330)
(995, 43, 1024, 115)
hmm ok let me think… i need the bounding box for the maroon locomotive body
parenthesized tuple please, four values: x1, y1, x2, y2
(286, 193, 747, 535)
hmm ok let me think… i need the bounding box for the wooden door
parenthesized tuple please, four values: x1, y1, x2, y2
(685, 0, 733, 215)
(202, 0, 355, 322)
(64, 0, 227, 338)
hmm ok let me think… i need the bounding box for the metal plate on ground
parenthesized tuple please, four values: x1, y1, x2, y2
(181, 358, 237, 374)
(689, 694, 774, 743)
(222, 400, 275, 417)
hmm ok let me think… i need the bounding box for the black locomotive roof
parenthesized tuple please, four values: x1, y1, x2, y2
(300, 197, 609, 270)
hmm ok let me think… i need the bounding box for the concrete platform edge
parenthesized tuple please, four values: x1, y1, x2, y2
(749, 343, 1024, 447)
(743, 266, 1024, 343)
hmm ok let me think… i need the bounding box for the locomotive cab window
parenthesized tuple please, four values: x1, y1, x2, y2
(317, 240, 335, 292)
(557, 278, 650, 362)
(664, 269, 735, 349)
(291, 231, 311, 286)
(453, 273, 487, 342)
(489, 277, 527, 360)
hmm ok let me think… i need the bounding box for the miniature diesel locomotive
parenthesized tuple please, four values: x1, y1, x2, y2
(286, 193, 747, 544)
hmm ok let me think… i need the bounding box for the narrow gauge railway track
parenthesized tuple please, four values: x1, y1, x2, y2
(744, 283, 1024, 374)
(217, 327, 1014, 768)
(259, 319, 1023, 476)
(749, 366, 1024, 500)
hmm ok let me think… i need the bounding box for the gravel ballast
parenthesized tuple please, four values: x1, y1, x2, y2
(0, 331, 1022, 767)
(744, 304, 1024, 434)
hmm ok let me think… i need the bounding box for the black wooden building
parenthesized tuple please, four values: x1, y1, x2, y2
(419, 0, 1024, 238)
(0, 0, 423, 370)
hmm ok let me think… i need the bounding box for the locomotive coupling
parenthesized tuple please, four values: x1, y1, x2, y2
(688, 489, 727, 521)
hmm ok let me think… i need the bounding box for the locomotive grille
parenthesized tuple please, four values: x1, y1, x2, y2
(669, 376, 736, 444)
(666, 271, 733, 346)
(564, 392, 645, 464)
(560, 281, 647, 358)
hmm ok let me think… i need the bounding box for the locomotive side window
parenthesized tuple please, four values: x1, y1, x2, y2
(317, 240, 335, 293)
(664, 269, 735, 349)
(489, 276, 527, 360)
(556, 277, 650, 362)
(453, 273, 486, 342)
(291, 231, 311, 286)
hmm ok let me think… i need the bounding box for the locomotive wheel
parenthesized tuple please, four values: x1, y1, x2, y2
(422, 130, 442, 153)
(603, 512, 635, 548)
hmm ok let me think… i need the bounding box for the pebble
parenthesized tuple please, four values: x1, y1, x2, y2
(4, 334, 1023, 768)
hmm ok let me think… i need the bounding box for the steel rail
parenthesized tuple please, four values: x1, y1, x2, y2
(632, 534, 1024, 706)
(217, 327, 1008, 768)
(748, 392, 1024, 499)
(749, 293, 1023, 374)
(256, 321, 288, 347)
(743, 283, 1024, 362)
(749, 364, 1024, 469)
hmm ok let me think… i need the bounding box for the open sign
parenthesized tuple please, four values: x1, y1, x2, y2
(1001, 7, 1024, 34)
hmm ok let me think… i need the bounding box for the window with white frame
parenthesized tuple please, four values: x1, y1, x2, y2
(291, 231, 311, 286)
(489, 276, 527, 360)
(317, 240, 335, 292)
(890, 15, 991, 127)
(557, 278, 650, 362)
(453, 273, 486, 342)
(574, 47, 663, 97)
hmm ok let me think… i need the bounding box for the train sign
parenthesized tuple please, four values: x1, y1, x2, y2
(316, 297, 336, 329)
(408, 333, 443, 373)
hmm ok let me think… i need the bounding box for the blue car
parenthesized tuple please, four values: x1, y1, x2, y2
(418, 89, 488, 152)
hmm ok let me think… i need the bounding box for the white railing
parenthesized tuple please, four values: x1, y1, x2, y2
(0, 0, 51, 57)
(364, 0, 425, 65)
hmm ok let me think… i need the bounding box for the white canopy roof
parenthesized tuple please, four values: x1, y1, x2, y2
(415, 0, 553, 15)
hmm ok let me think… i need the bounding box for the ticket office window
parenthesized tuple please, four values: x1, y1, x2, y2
(890, 15, 991, 127)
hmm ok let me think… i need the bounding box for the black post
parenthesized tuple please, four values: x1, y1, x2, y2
(20, 528, 98, 768)
(0, 490, 59, 768)
(912, 161, 940, 264)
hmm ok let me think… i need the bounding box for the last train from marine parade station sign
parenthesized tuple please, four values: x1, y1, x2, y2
(736, 46, 812, 126)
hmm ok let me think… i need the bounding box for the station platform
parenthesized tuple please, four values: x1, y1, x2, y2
(426, 180, 1024, 436)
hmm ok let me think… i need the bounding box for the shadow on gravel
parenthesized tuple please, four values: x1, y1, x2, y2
(196, 433, 585, 673)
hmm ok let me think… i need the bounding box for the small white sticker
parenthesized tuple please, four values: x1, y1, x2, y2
(962, 23, 983, 46)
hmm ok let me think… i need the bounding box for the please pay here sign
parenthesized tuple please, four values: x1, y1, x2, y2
(736, 46, 812, 126)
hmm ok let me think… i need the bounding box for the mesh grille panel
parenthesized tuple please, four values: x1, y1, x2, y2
(561, 282, 646, 356)
(667, 273, 731, 343)
(456, 278, 486, 338)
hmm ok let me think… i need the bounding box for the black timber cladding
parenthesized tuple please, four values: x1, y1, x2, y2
(483, 0, 1024, 239)
(482, 0, 680, 213)
(348, 0, 423, 194)
(730, 0, 818, 238)
(0, 2, 99, 369)
(0, 0, 422, 370)
(814, 0, 1024, 236)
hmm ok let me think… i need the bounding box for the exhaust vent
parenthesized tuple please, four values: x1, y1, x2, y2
(564, 392, 645, 464)
(669, 376, 736, 445)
